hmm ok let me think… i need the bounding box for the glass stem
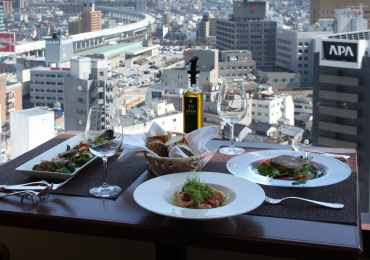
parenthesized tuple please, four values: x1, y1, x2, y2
(102, 156, 109, 188)
(229, 123, 235, 150)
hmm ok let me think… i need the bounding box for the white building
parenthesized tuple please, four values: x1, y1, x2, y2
(334, 6, 367, 33)
(252, 90, 294, 125)
(10, 108, 54, 159)
(276, 5, 367, 88)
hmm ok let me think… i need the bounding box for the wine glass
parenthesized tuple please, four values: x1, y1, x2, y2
(217, 82, 247, 155)
(85, 105, 123, 198)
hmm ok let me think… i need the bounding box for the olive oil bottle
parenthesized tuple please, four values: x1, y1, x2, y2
(183, 56, 203, 133)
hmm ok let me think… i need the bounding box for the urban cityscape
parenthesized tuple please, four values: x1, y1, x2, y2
(0, 0, 369, 210)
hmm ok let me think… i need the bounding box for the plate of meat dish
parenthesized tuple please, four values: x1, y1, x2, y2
(133, 171, 265, 220)
(226, 150, 351, 188)
(16, 134, 98, 181)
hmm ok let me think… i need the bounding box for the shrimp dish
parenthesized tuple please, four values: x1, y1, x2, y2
(173, 177, 227, 209)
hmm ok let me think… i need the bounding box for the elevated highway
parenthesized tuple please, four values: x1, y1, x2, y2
(13, 5, 155, 56)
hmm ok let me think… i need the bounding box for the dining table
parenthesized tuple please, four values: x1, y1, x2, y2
(0, 132, 363, 260)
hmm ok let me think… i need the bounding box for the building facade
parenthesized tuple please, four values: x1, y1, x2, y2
(60, 3, 84, 14)
(312, 37, 370, 211)
(310, 0, 370, 28)
(64, 57, 113, 132)
(276, 30, 330, 88)
(10, 108, 54, 159)
(0, 5, 5, 32)
(216, 0, 276, 67)
(162, 48, 219, 89)
(197, 11, 216, 43)
(218, 50, 256, 81)
(80, 3, 101, 33)
(29, 67, 70, 108)
(0, 75, 22, 137)
(252, 90, 294, 125)
(0, 1, 12, 14)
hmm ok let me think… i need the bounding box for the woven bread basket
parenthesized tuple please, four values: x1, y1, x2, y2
(144, 132, 208, 176)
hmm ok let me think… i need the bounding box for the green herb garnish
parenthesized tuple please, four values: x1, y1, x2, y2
(181, 177, 213, 204)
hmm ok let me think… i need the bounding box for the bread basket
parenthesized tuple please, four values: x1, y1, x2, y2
(144, 132, 208, 176)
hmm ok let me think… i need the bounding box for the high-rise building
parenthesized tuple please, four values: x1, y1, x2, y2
(68, 20, 80, 36)
(216, 0, 277, 67)
(310, 0, 370, 28)
(135, 0, 146, 13)
(80, 3, 101, 33)
(64, 57, 113, 132)
(312, 35, 370, 211)
(163, 12, 172, 25)
(14, 0, 24, 9)
(0, 1, 12, 14)
(29, 67, 70, 108)
(0, 5, 5, 32)
(197, 11, 216, 43)
(60, 3, 84, 14)
(276, 6, 367, 88)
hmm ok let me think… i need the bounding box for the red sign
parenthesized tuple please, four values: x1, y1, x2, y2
(51, 67, 70, 71)
(0, 33, 15, 52)
(186, 52, 193, 56)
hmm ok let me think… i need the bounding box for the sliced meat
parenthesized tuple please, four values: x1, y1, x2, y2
(58, 149, 78, 159)
(269, 155, 307, 173)
(38, 160, 56, 172)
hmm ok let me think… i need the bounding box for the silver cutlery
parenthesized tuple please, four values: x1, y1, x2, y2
(291, 143, 350, 161)
(0, 185, 53, 205)
(0, 178, 70, 191)
(264, 196, 344, 209)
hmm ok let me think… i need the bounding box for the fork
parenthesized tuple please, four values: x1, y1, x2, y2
(264, 196, 344, 209)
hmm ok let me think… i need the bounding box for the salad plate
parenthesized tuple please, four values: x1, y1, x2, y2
(227, 150, 351, 188)
(16, 134, 98, 181)
(133, 171, 265, 220)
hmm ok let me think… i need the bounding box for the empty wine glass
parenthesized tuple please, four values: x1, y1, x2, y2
(85, 105, 123, 198)
(217, 82, 247, 155)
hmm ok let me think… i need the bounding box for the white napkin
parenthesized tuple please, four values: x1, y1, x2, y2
(117, 122, 219, 162)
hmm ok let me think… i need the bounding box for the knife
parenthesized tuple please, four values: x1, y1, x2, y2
(0, 185, 56, 191)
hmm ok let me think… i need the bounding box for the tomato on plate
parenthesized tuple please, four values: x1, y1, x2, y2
(260, 159, 270, 167)
(294, 175, 307, 180)
(207, 197, 217, 207)
(79, 146, 88, 153)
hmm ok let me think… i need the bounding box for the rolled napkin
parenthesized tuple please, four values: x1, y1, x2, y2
(117, 122, 218, 162)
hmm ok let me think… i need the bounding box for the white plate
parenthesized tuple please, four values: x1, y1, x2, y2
(227, 150, 351, 188)
(16, 134, 97, 181)
(133, 172, 265, 220)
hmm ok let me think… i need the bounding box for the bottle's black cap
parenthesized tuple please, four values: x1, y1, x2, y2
(186, 56, 199, 85)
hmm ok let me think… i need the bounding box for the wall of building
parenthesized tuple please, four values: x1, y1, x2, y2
(312, 51, 370, 211)
(10, 108, 54, 159)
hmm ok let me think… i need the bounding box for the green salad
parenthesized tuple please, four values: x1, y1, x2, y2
(32, 141, 95, 174)
(257, 156, 326, 185)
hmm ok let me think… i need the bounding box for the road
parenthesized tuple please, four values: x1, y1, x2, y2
(110, 47, 184, 109)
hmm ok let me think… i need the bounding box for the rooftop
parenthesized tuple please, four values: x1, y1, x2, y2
(74, 41, 143, 57)
(256, 66, 296, 73)
(13, 108, 53, 117)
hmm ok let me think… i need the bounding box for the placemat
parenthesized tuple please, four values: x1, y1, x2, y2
(202, 147, 358, 225)
(0, 134, 148, 199)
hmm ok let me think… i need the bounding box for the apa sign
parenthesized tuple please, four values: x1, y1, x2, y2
(323, 41, 358, 62)
(0, 33, 15, 53)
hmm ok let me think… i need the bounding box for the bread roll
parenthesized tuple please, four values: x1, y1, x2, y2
(147, 133, 171, 143)
(146, 139, 169, 157)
